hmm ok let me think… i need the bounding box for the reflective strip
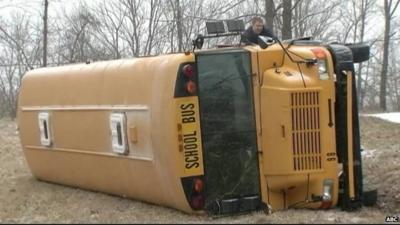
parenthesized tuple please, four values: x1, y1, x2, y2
(25, 145, 153, 161)
(21, 105, 149, 112)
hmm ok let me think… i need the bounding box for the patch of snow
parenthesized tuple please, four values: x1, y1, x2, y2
(361, 149, 376, 158)
(360, 112, 400, 124)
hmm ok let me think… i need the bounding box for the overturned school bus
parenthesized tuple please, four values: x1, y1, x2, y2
(17, 20, 376, 215)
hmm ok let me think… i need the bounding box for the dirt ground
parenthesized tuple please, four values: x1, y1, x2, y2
(0, 116, 398, 224)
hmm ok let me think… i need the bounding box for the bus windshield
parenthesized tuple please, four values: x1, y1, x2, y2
(196, 50, 261, 214)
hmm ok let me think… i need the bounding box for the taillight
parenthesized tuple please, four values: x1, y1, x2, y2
(186, 80, 197, 94)
(193, 178, 204, 193)
(191, 195, 205, 210)
(182, 64, 194, 78)
(174, 62, 198, 97)
(190, 178, 204, 210)
(181, 176, 205, 211)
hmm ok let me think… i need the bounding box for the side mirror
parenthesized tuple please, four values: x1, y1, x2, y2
(345, 43, 370, 63)
(258, 35, 275, 49)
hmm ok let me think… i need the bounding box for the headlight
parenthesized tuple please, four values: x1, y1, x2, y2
(318, 59, 329, 80)
(320, 179, 334, 209)
(322, 179, 333, 201)
(318, 60, 327, 74)
(311, 48, 330, 80)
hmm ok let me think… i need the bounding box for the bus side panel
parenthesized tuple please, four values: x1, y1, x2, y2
(17, 54, 198, 213)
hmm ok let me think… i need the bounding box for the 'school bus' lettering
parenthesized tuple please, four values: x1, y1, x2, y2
(176, 97, 204, 177)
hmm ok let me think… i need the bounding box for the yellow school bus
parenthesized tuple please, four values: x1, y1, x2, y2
(17, 22, 375, 215)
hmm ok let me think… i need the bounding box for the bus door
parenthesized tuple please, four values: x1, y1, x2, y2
(196, 50, 262, 215)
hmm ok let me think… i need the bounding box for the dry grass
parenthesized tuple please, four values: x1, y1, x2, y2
(359, 117, 400, 214)
(0, 117, 398, 223)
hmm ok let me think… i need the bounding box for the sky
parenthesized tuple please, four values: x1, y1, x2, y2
(0, 0, 390, 23)
(0, 0, 90, 18)
(0, 0, 396, 44)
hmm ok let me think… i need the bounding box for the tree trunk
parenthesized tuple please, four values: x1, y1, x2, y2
(282, 0, 292, 40)
(357, 0, 367, 110)
(116, 30, 121, 59)
(265, 0, 275, 35)
(43, 0, 48, 67)
(176, 0, 183, 52)
(380, 0, 390, 111)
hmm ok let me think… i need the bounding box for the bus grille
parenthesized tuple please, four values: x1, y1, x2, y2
(291, 91, 322, 171)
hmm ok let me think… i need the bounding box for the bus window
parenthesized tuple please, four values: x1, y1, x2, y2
(196, 50, 261, 214)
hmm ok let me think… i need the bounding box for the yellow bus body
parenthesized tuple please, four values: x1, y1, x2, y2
(17, 44, 340, 214)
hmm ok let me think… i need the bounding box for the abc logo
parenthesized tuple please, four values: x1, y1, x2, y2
(385, 216, 399, 223)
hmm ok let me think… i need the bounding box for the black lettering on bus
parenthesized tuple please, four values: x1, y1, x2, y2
(183, 131, 196, 137)
(182, 117, 195, 124)
(181, 104, 196, 124)
(180, 117, 201, 170)
(184, 143, 198, 150)
(185, 156, 199, 163)
(182, 110, 195, 118)
(184, 150, 198, 157)
(186, 162, 200, 169)
(180, 103, 194, 110)
(183, 136, 197, 143)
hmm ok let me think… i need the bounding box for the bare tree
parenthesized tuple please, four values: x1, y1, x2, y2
(0, 25, 35, 70)
(387, 39, 400, 110)
(380, 0, 400, 111)
(143, 0, 163, 55)
(91, 0, 127, 59)
(336, 0, 376, 109)
(56, 3, 101, 63)
(0, 14, 42, 117)
(265, 0, 276, 34)
(291, 0, 340, 41)
(281, 0, 292, 40)
(357, 0, 375, 110)
(174, 0, 249, 50)
(164, 0, 184, 53)
(120, 0, 144, 57)
(176, 0, 183, 52)
(43, 0, 48, 67)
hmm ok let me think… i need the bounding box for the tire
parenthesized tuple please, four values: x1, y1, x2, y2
(345, 43, 370, 63)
